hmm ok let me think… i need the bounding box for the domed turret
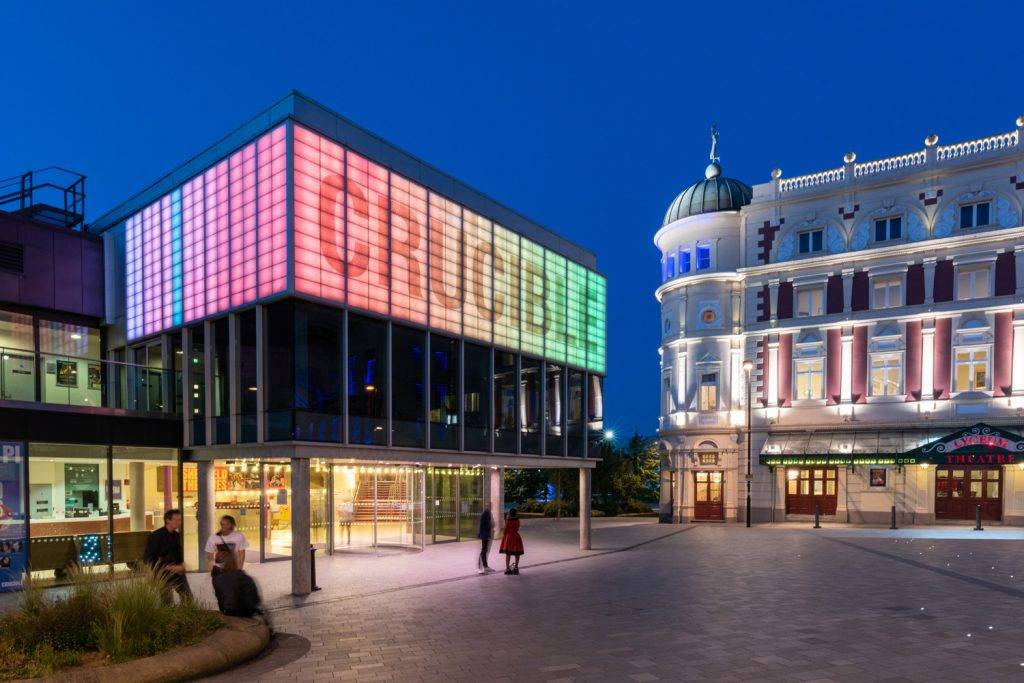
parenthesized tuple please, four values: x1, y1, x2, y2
(662, 125, 752, 226)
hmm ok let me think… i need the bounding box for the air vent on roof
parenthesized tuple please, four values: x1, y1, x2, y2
(0, 241, 24, 274)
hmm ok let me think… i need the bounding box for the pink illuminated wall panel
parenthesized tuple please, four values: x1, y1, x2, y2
(462, 209, 493, 342)
(346, 151, 390, 315)
(125, 124, 287, 341)
(429, 192, 462, 335)
(293, 124, 345, 301)
(390, 173, 428, 324)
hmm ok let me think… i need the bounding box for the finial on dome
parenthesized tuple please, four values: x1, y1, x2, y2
(705, 124, 721, 178)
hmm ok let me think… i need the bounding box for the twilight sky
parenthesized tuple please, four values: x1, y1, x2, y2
(2, 1, 1020, 438)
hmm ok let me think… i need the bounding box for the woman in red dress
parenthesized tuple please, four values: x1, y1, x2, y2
(500, 508, 524, 574)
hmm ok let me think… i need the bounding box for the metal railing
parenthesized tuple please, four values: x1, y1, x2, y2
(0, 167, 86, 229)
(0, 346, 179, 413)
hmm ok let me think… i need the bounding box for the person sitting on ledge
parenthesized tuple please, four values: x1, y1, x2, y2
(212, 548, 263, 619)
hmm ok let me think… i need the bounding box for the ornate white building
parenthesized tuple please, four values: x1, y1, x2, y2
(657, 117, 1024, 526)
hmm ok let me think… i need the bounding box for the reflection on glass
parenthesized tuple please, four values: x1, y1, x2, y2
(392, 326, 425, 448)
(567, 370, 584, 457)
(237, 310, 258, 442)
(494, 352, 517, 453)
(211, 317, 230, 444)
(430, 335, 459, 450)
(520, 358, 541, 455)
(111, 447, 179, 573)
(0, 310, 35, 401)
(213, 461, 261, 554)
(332, 465, 423, 551)
(188, 325, 206, 445)
(463, 343, 490, 452)
(263, 462, 291, 558)
(348, 315, 387, 445)
(586, 373, 604, 455)
(38, 320, 102, 408)
(545, 364, 565, 456)
(265, 301, 295, 440)
(311, 462, 329, 548)
(294, 303, 342, 442)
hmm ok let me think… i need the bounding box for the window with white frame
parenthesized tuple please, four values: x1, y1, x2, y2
(696, 245, 711, 270)
(872, 276, 903, 309)
(795, 287, 824, 317)
(960, 202, 991, 229)
(679, 249, 691, 273)
(954, 347, 990, 392)
(798, 229, 823, 254)
(874, 216, 902, 242)
(956, 266, 990, 301)
(793, 358, 824, 400)
(870, 353, 902, 397)
(698, 372, 718, 411)
(662, 255, 675, 281)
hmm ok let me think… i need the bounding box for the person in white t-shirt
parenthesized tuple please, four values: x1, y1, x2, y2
(205, 515, 249, 577)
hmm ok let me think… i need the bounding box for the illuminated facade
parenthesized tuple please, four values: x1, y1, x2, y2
(657, 117, 1024, 526)
(91, 92, 605, 592)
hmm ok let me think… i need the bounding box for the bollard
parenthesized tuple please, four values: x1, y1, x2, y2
(890, 504, 897, 530)
(813, 503, 821, 529)
(310, 545, 322, 592)
(974, 505, 984, 532)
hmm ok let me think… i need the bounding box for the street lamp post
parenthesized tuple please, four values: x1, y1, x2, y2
(742, 359, 754, 528)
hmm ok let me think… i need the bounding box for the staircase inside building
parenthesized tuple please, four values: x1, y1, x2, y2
(353, 475, 410, 522)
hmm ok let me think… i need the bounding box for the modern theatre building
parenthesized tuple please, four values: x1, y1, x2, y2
(656, 117, 1024, 526)
(0, 92, 606, 594)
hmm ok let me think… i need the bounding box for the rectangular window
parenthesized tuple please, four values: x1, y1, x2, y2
(679, 249, 692, 273)
(870, 353, 902, 397)
(798, 229, 823, 254)
(874, 216, 902, 242)
(696, 245, 711, 270)
(954, 347, 989, 392)
(960, 202, 991, 229)
(956, 267, 990, 301)
(793, 358, 824, 400)
(872, 276, 903, 309)
(698, 372, 718, 412)
(664, 255, 675, 281)
(795, 287, 823, 317)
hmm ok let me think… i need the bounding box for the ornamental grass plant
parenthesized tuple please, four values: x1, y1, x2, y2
(0, 566, 221, 680)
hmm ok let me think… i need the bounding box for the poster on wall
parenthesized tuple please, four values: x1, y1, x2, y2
(55, 360, 78, 388)
(0, 442, 27, 592)
(869, 468, 887, 489)
(87, 363, 102, 390)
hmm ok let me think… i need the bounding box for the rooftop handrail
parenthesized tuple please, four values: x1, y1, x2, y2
(0, 167, 85, 228)
(776, 116, 1024, 194)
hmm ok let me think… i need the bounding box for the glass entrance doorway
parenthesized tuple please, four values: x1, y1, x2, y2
(693, 471, 723, 521)
(785, 467, 838, 515)
(332, 465, 424, 551)
(427, 468, 484, 543)
(935, 467, 1002, 521)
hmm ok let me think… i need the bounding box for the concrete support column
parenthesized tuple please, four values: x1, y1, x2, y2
(196, 461, 216, 572)
(129, 462, 146, 531)
(489, 467, 502, 539)
(579, 468, 592, 550)
(291, 457, 312, 596)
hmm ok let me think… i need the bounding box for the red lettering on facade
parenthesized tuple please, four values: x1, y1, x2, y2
(390, 196, 423, 298)
(318, 174, 346, 275)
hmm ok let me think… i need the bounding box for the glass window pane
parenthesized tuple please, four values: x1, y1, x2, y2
(494, 352, 517, 453)
(348, 314, 387, 446)
(38, 319, 101, 408)
(392, 326, 425, 448)
(545, 364, 565, 456)
(237, 311, 258, 442)
(112, 447, 178, 572)
(586, 374, 604, 454)
(0, 310, 35, 402)
(265, 301, 295, 440)
(977, 202, 990, 226)
(520, 358, 542, 455)
(961, 205, 973, 228)
(294, 303, 342, 442)
(430, 334, 459, 450)
(464, 343, 491, 452)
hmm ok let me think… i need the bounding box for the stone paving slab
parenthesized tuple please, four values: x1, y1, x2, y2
(204, 521, 1024, 681)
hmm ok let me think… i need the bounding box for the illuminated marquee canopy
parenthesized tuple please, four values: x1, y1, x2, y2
(125, 123, 606, 373)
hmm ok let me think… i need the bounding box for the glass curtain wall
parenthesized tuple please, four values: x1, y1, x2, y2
(263, 462, 291, 558)
(348, 315, 387, 445)
(211, 318, 230, 444)
(427, 467, 484, 543)
(38, 320, 102, 408)
(265, 301, 296, 440)
(587, 374, 605, 454)
(182, 462, 199, 568)
(464, 343, 491, 452)
(213, 460, 262, 555)
(111, 447, 179, 572)
(188, 325, 206, 445)
(430, 335, 459, 450)
(545, 363, 565, 457)
(332, 464, 423, 551)
(567, 369, 585, 457)
(494, 352, 517, 453)
(237, 311, 258, 442)
(0, 310, 34, 401)
(294, 303, 342, 442)
(520, 358, 542, 455)
(310, 460, 330, 548)
(392, 326, 426, 448)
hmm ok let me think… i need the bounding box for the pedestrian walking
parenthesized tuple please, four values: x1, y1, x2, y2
(205, 514, 249, 578)
(477, 502, 495, 574)
(143, 509, 193, 603)
(212, 548, 263, 619)
(500, 508, 524, 575)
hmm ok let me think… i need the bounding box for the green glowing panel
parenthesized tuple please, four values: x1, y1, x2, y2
(585, 271, 606, 373)
(492, 224, 520, 350)
(543, 250, 567, 363)
(566, 262, 588, 368)
(520, 239, 546, 356)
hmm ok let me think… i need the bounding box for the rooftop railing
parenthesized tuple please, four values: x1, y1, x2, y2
(774, 115, 1024, 194)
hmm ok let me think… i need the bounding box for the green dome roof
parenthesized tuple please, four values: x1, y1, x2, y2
(662, 163, 752, 226)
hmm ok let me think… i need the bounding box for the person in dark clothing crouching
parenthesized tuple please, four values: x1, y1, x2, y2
(212, 547, 263, 619)
(143, 509, 193, 604)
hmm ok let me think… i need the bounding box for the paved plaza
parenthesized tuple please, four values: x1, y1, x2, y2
(194, 518, 1024, 681)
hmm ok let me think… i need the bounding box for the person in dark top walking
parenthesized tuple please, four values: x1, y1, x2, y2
(143, 509, 193, 604)
(477, 502, 496, 574)
(212, 548, 263, 619)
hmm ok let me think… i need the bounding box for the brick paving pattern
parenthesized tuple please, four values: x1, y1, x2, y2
(197, 520, 1024, 680)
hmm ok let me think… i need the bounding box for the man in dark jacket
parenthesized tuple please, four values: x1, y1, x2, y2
(143, 508, 193, 603)
(477, 502, 495, 574)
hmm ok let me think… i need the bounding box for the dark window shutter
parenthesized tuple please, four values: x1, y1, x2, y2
(0, 241, 24, 274)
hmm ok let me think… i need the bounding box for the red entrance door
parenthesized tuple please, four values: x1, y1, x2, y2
(785, 467, 838, 515)
(693, 471, 724, 520)
(935, 467, 1002, 521)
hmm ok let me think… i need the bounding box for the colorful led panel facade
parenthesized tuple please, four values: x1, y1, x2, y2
(126, 125, 286, 339)
(127, 122, 606, 374)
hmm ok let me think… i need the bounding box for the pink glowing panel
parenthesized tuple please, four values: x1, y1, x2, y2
(462, 209, 493, 342)
(257, 125, 287, 297)
(345, 151, 389, 315)
(389, 173, 428, 324)
(428, 192, 462, 335)
(182, 176, 207, 322)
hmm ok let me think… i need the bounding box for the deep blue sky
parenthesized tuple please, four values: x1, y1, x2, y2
(3, 2, 1020, 438)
